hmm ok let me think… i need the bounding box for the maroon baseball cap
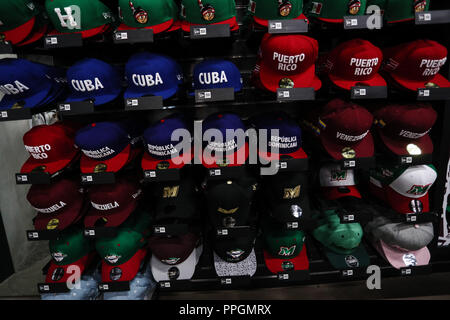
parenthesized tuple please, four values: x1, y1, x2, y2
(318, 99, 374, 160)
(374, 103, 437, 156)
(382, 40, 450, 91)
(27, 178, 86, 231)
(148, 232, 200, 265)
(324, 39, 386, 90)
(84, 177, 142, 228)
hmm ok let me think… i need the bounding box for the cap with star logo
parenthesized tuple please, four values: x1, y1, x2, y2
(305, 0, 367, 23)
(180, 0, 238, 32)
(248, 0, 308, 27)
(0, 0, 39, 45)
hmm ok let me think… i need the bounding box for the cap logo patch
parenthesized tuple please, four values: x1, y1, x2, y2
(406, 184, 431, 196)
(132, 73, 163, 87)
(331, 170, 347, 181)
(198, 71, 228, 85)
(163, 186, 179, 198)
(218, 207, 239, 214)
(0, 81, 30, 96)
(110, 267, 122, 281)
(226, 249, 244, 261)
(419, 58, 447, 77)
(105, 254, 121, 264)
(273, 52, 305, 72)
(129, 1, 149, 24)
(414, 0, 427, 12)
(402, 253, 417, 266)
(278, 0, 292, 17)
(345, 255, 360, 268)
(410, 199, 423, 213)
(161, 257, 181, 265)
(51, 268, 65, 281)
(278, 245, 296, 256)
(283, 185, 300, 199)
(91, 201, 119, 211)
(54, 6, 81, 30)
(168, 267, 180, 280)
(52, 252, 68, 263)
(71, 78, 104, 92)
(310, 2, 322, 14)
(33, 201, 67, 214)
(25, 144, 51, 160)
(348, 0, 361, 15)
(281, 261, 294, 271)
(47, 219, 60, 230)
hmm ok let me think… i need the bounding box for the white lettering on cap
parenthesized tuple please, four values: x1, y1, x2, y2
(273, 52, 305, 72)
(198, 71, 228, 85)
(33, 201, 67, 214)
(132, 73, 164, 87)
(25, 144, 51, 160)
(71, 78, 104, 92)
(0, 81, 30, 95)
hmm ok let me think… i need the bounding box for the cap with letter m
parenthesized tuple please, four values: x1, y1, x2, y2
(248, 0, 307, 27)
(0, 0, 39, 45)
(319, 163, 362, 200)
(45, 0, 115, 38)
(180, 0, 238, 32)
(305, 0, 367, 23)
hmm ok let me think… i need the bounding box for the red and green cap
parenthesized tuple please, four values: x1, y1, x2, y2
(46, 226, 95, 283)
(118, 0, 179, 33)
(305, 0, 367, 23)
(180, 0, 238, 32)
(45, 0, 115, 38)
(368, 0, 430, 23)
(0, 0, 39, 44)
(248, 0, 307, 27)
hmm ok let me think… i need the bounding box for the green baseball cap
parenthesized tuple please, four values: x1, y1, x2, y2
(261, 215, 309, 274)
(0, 0, 39, 44)
(118, 0, 179, 33)
(312, 210, 370, 269)
(305, 0, 367, 22)
(95, 208, 151, 282)
(367, 0, 430, 23)
(46, 226, 95, 283)
(45, 0, 115, 38)
(180, 0, 238, 32)
(248, 0, 307, 27)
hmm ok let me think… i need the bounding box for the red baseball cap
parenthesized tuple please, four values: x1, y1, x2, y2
(84, 177, 142, 228)
(325, 39, 386, 90)
(27, 178, 87, 231)
(21, 123, 80, 175)
(258, 33, 321, 92)
(318, 99, 374, 160)
(374, 103, 437, 156)
(383, 39, 450, 91)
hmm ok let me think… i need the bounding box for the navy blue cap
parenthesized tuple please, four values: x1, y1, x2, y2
(125, 52, 183, 100)
(75, 122, 132, 174)
(142, 114, 193, 170)
(66, 58, 122, 106)
(252, 111, 307, 160)
(0, 58, 55, 110)
(191, 59, 243, 94)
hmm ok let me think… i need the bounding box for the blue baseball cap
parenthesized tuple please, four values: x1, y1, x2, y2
(75, 122, 132, 174)
(124, 52, 183, 100)
(142, 114, 193, 170)
(252, 111, 307, 161)
(66, 58, 122, 106)
(201, 112, 248, 168)
(0, 58, 55, 110)
(191, 59, 243, 94)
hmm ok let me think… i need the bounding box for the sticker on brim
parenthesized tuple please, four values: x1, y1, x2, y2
(425, 82, 439, 88)
(410, 199, 423, 213)
(406, 144, 422, 155)
(157, 161, 170, 170)
(201, 5, 215, 21)
(345, 255, 360, 268)
(279, 78, 294, 88)
(168, 266, 180, 280)
(414, 0, 427, 13)
(341, 147, 356, 159)
(12, 102, 25, 109)
(94, 163, 107, 173)
(51, 267, 65, 281)
(110, 267, 122, 281)
(281, 261, 294, 271)
(32, 166, 47, 172)
(290, 204, 302, 218)
(403, 253, 417, 266)
(226, 249, 245, 261)
(47, 219, 59, 230)
(279, 1, 292, 17)
(348, 0, 361, 15)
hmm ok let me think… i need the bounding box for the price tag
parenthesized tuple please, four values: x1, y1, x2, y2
(221, 278, 232, 285)
(343, 215, 355, 222)
(114, 29, 155, 43)
(268, 19, 308, 34)
(15, 172, 50, 185)
(160, 282, 171, 288)
(81, 172, 115, 185)
(343, 15, 382, 29)
(351, 86, 387, 99)
(0, 108, 31, 122)
(286, 221, 299, 230)
(342, 269, 354, 277)
(400, 156, 413, 164)
(209, 169, 222, 177)
(190, 24, 230, 39)
(277, 88, 315, 101)
(343, 160, 356, 168)
(415, 10, 450, 25)
(195, 88, 235, 103)
(417, 87, 450, 101)
(98, 281, 130, 292)
(26, 230, 59, 241)
(38, 283, 70, 294)
(154, 226, 166, 234)
(217, 229, 229, 236)
(401, 268, 412, 276)
(44, 33, 83, 48)
(124, 96, 163, 110)
(58, 101, 94, 116)
(278, 273, 290, 280)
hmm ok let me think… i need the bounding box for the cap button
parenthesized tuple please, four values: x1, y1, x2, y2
(218, 114, 223, 118)
(91, 123, 96, 127)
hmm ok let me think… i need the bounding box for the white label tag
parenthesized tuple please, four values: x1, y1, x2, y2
(204, 91, 212, 99)
(1, 111, 8, 118)
(199, 28, 207, 35)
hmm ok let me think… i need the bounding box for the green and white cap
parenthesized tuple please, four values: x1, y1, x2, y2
(305, 0, 367, 23)
(0, 0, 39, 44)
(248, 0, 307, 27)
(180, 0, 238, 32)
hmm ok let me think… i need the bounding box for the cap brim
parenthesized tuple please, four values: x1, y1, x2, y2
(45, 252, 95, 283)
(259, 63, 322, 93)
(80, 144, 131, 174)
(34, 197, 85, 231)
(253, 13, 307, 27)
(200, 142, 249, 169)
(329, 73, 387, 91)
(20, 150, 79, 175)
(263, 243, 309, 274)
(385, 186, 430, 214)
(377, 239, 430, 270)
(181, 16, 239, 32)
(101, 248, 148, 283)
(84, 200, 137, 228)
(390, 73, 450, 91)
(324, 244, 370, 270)
(258, 147, 308, 162)
(1, 16, 36, 44)
(124, 85, 179, 101)
(47, 24, 109, 39)
(213, 248, 257, 277)
(16, 19, 48, 47)
(378, 130, 433, 156)
(321, 186, 362, 200)
(141, 150, 193, 171)
(65, 87, 122, 106)
(320, 131, 374, 160)
(151, 245, 202, 281)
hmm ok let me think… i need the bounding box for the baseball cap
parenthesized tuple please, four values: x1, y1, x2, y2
(191, 59, 243, 94)
(257, 33, 321, 93)
(27, 178, 86, 231)
(0, 59, 59, 110)
(212, 232, 258, 277)
(84, 177, 142, 228)
(369, 0, 431, 23)
(180, 0, 238, 32)
(66, 58, 122, 106)
(118, 0, 179, 33)
(312, 210, 369, 269)
(75, 122, 133, 174)
(305, 0, 367, 23)
(96, 208, 152, 282)
(142, 114, 193, 171)
(365, 214, 433, 269)
(45, 0, 115, 38)
(248, 0, 308, 27)
(261, 215, 309, 273)
(382, 39, 450, 91)
(46, 226, 96, 284)
(149, 232, 202, 281)
(0, 0, 38, 45)
(125, 52, 183, 100)
(252, 111, 308, 162)
(21, 123, 80, 175)
(323, 39, 386, 90)
(200, 112, 249, 168)
(374, 103, 437, 156)
(319, 164, 362, 200)
(369, 164, 438, 214)
(317, 99, 374, 160)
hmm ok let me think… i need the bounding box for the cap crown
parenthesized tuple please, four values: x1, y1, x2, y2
(192, 59, 243, 92)
(250, 0, 304, 21)
(214, 234, 255, 263)
(306, 0, 367, 20)
(149, 233, 198, 265)
(263, 218, 304, 258)
(50, 227, 93, 266)
(0, 0, 37, 32)
(119, 0, 177, 28)
(181, 0, 236, 24)
(202, 112, 246, 154)
(45, 0, 114, 33)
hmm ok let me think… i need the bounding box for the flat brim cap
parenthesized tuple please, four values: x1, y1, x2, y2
(376, 239, 430, 270)
(80, 144, 131, 174)
(390, 73, 450, 91)
(324, 243, 370, 270)
(45, 252, 95, 283)
(34, 197, 86, 231)
(329, 72, 387, 91)
(1, 16, 36, 45)
(213, 248, 257, 277)
(320, 131, 374, 160)
(47, 23, 110, 39)
(84, 198, 137, 228)
(378, 130, 433, 156)
(101, 247, 148, 283)
(263, 243, 309, 274)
